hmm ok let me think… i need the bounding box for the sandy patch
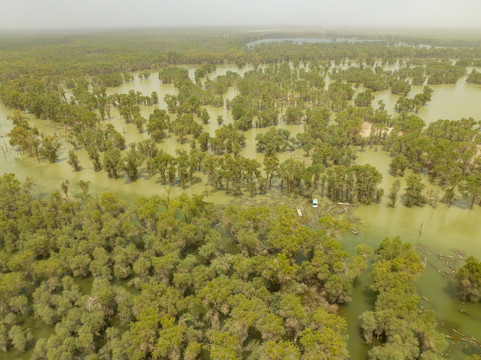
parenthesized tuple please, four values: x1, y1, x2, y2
(360, 122, 372, 138)
(360, 121, 393, 138)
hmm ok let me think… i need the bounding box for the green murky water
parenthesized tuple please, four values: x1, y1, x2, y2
(373, 67, 481, 124)
(1, 65, 481, 359)
(341, 147, 481, 359)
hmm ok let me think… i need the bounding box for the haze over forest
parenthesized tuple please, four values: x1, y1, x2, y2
(1, 0, 481, 31)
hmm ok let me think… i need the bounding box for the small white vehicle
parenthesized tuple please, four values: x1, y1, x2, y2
(312, 198, 318, 208)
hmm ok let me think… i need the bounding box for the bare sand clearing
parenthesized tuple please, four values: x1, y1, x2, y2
(360, 122, 393, 138)
(360, 122, 372, 137)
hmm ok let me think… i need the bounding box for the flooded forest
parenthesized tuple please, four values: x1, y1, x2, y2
(1, 30, 481, 359)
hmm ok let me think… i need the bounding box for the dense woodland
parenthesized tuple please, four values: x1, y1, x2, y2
(0, 174, 371, 358)
(1, 30, 481, 359)
(360, 237, 447, 359)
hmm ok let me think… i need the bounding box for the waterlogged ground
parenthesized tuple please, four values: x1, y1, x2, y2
(342, 147, 481, 359)
(1, 64, 481, 359)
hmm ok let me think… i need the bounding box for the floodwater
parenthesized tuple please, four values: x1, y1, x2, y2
(1, 65, 481, 359)
(374, 74, 481, 124)
(341, 147, 481, 359)
(246, 38, 380, 48)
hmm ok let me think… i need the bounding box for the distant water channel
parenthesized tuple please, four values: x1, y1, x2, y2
(1, 64, 481, 359)
(246, 37, 380, 48)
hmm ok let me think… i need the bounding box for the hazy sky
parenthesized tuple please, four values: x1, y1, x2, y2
(1, 0, 480, 31)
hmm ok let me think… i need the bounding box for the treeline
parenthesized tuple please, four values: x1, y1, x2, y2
(332, 61, 465, 97)
(2, 31, 480, 129)
(386, 116, 481, 208)
(394, 86, 433, 113)
(456, 256, 481, 303)
(161, 67, 227, 111)
(331, 66, 392, 92)
(249, 41, 481, 66)
(66, 130, 383, 204)
(6, 111, 61, 163)
(425, 60, 466, 85)
(359, 237, 447, 359)
(395, 65, 425, 86)
(467, 69, 481, 84)
(0, 174, 370, 359)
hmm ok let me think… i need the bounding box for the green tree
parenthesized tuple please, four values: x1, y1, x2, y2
(360, 237, 446, 358)
(134, 114, 145, 133)
(201, 108, 210, 124)
(40, 135, 60, 163)
(460, 174, 481, 210)
(260, 341, 300, 360)
(151, 91, 159, 104)
(455, 256, 481, 302)
(389, 155, 408, 177)
(404, 174, 426, 207)
(325, 274, 353, 304)
(152, 315, 187, 359)
(103, 148, 123, 178)
(8, 116, 40, 158)
(68, 150, 81, 171)
(208, 331, 240, 360)
(0, 324, 7, 352)
(87, 146, 102, 171)
(8, 325, 29, 353)
(284, 106, 303, 124)
(389, 179, 401, 207)
(123, 145, 145, 181)
(354, 90, 374, 107)
(147, 109, 169, 142)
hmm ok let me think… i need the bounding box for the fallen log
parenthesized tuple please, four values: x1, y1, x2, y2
(417, 244, 431, 256)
